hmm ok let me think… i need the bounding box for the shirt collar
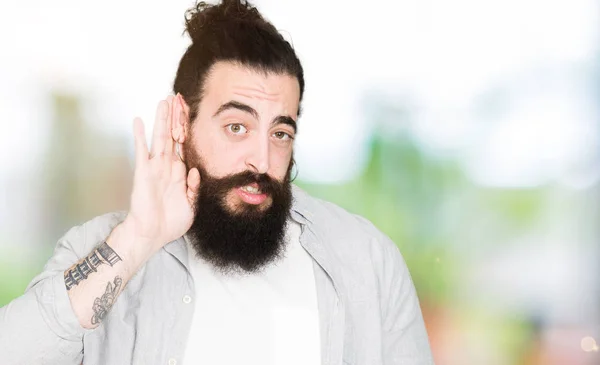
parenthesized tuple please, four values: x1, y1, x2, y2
(290, 184, 314, 226)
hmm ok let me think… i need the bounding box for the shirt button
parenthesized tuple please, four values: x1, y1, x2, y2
(182, 295, 192, 304)
(168, 358, 177, 365)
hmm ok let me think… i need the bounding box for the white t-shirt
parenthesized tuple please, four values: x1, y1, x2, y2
(181, 220, 321, 365)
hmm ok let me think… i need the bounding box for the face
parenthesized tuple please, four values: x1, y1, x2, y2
(174, 62, 300, 273)
(181, 61, 300, 212)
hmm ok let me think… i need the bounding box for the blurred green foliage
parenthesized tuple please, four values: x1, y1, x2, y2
(0, 247, 52, 306)
(297, 134, 458, 303)
(298, 128, 548, 307)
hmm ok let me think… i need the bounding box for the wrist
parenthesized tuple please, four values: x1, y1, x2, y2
(106, 221, 157, 274)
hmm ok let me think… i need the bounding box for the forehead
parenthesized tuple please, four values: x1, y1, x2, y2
(202, 61, 301, 117)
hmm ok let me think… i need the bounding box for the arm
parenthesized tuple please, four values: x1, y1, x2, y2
(0, 226, 89, 365)
(379, 234, 435, 365)
(0, 94, 200, 363)
(356, 214, 435, 364)
(64, 222, 152, 329)
(0, 215, 141, 364)
(67, 94, 199, 330)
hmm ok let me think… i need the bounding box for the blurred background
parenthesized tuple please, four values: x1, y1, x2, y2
(0, 0, 599, 363)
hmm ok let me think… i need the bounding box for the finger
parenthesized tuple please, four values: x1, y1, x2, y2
(186, 167, 201, 204)
(171, 155, 187, 181)
(177, 95, 187, 143)
(149, 100, 169, 158)
(176, 94, 186, 140)
(174, 142, 183, 162)
(133, 118, 148, 168)
(172, 99, 187, 162)
(164, 95, 175, 157)
(170, 99, 181, 162)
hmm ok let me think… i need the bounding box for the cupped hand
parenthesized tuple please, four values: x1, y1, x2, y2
(124, 95, 200, 253)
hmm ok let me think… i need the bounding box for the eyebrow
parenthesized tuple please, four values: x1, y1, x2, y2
(213, 100, 297, 133)
(273, 115, 297, 134)
(214, 100, 258, 119)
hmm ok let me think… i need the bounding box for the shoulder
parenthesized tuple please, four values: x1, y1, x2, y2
(293, 186, 412, 305)
(292, 185, 399, 256)
(25, 211, 128, 290)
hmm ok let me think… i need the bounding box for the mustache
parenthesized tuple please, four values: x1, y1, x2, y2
(199, 169, 284, 195)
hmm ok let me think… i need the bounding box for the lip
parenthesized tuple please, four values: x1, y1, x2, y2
(235, 186, 268, 205)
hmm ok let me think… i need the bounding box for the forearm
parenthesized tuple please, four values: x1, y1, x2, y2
(66, 221, 154, 329)
(0, 219, 134, 363)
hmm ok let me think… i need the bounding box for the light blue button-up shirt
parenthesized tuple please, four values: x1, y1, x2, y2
(0, 185, 434, 364)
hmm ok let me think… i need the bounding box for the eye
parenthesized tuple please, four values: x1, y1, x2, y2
(273, 131, 293, 140)
(227, 123, 247, 135)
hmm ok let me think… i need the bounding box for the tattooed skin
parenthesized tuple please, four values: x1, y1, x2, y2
(91, 276, 123, 325)
(64, 242, 122, 290)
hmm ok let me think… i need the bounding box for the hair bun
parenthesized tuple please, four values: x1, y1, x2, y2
(184, 0, 264, 44)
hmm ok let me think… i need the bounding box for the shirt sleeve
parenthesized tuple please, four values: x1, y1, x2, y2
(0, 224, 95, 364)
(374, 228, 435, 365)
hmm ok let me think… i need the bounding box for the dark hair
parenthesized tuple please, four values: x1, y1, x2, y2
(173, 0, 305, 124)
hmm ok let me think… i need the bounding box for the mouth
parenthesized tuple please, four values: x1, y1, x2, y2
(235, 182, 268, 205)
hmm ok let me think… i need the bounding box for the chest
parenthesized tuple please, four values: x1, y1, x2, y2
(181, 236, 321, 365)
(81, 241, 384, 365)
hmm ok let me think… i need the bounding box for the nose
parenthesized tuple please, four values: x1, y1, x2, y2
(245, 135, 270, 174)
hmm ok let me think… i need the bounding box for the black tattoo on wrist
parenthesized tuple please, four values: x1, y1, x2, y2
(64, 242, 122, 290)
(97, 242, 122, 266)
(91, 276, 123, 325)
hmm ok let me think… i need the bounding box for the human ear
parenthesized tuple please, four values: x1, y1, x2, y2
(172, 93, 190, 144)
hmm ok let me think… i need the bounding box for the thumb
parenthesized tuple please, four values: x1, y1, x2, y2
(186, 167, 201, 204)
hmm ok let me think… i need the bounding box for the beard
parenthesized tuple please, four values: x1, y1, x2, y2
(183, 145, 294, 275)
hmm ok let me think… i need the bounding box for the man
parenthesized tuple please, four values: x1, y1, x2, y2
(0, 1, 433, 364)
